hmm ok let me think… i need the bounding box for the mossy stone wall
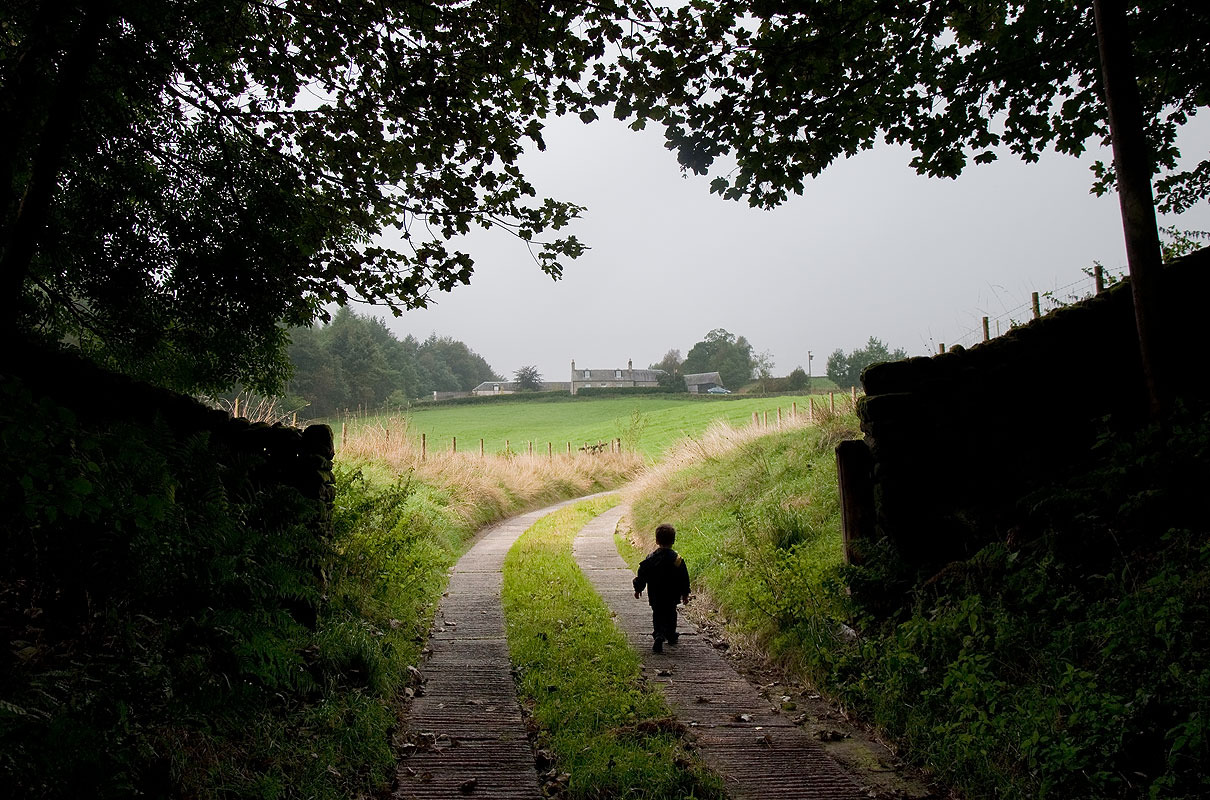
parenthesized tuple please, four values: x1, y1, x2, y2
(855, 249, 1210, 570)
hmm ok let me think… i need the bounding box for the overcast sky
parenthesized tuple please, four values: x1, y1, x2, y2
(377, 112, 1210, 385)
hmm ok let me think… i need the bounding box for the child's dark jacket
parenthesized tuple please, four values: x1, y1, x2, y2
(633, 547, 690, 607)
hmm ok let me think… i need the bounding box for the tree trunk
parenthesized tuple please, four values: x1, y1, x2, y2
(0, 4, 106, 317)
(1093, 0, 1167, 416)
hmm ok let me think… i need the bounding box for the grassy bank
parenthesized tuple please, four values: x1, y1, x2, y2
(501, 499, 723, 799)
(627, 409, 860, 675)
(628, 402, 1210, 799)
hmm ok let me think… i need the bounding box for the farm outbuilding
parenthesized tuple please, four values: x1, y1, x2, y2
(569, 360, 664, 395)
(684, 372, 725, 394)
(471, 381, 571, 396)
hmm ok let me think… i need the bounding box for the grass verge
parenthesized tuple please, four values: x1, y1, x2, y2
(628, 411, 859, 675)
(501, 498, 724, 799)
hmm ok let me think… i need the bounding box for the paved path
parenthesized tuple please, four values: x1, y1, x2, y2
(393, 498, 585, 800)
(573, 505, 869, 800)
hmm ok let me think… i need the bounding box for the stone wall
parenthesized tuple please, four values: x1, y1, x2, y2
(848, 248, 1210, 571)
(6, 344, 336, 535)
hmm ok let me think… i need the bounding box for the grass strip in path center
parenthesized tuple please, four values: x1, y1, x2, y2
(501, 497, 724, 799)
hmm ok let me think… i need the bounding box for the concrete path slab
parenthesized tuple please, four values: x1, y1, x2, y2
(394, 498, 585, 800)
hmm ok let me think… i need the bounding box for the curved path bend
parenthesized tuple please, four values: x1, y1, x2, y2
(573, 504, 868, 800)
(395, 497, 872, 799)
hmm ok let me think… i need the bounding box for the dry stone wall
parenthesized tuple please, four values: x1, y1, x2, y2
(7, 344, 337, 538)
(852, 248, 1210, 572)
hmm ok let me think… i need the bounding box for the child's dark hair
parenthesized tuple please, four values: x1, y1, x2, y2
(655, 523, 676, 546)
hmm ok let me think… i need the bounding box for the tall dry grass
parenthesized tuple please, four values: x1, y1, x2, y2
(625, 396, 859, 505)
(338, 415, 646, 526)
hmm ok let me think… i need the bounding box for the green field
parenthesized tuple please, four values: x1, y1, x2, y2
(334, 393, 850, 458)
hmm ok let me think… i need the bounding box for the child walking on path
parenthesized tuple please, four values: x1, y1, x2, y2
(633, 523, 691, 653)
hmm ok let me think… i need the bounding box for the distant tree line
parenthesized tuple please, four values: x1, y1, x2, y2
(827, 337, 908, 390)
(651, 328, 811, 393)
(287, 308, 499, 417)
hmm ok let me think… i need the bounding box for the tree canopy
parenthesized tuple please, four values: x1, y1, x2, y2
(827, 337, 908, 390)
(513, 364, 543, 391)
(3, 0, 648, 393)
(610, 1, 1208, 213)
(287, 309, 498, 417)
(682, 328, 754, 390)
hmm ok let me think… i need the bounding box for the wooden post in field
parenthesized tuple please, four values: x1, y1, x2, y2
(752, 411, 758, 427)
(233, 397, 241, 418)
(777, 407, 782, 428)
(567, 441, 571, 455)
(763, 410, 768, 428)
(1095, 264, 1105, 293)
(851, 386, 857, 405)
(506, 439, 510, 455)
(548, 442, 552, 460)
(1032, 291, 1041, 319)
(983, 317, 990, 342)
(528, 440, 532, 456)
(421, 433, 426, 461)
(792, 401, 797, 419)
(452, 436, 456, 454)
(480, 438, 484, 457)
(341, 422, 346, 448)
(829, 392, 835, 412)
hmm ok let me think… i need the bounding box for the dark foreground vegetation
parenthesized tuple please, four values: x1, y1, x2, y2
(0, 356, 633, 798)
(633, 402, 1210, 799)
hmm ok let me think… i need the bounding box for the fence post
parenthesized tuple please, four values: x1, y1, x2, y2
(421, 433, 426, 461)
(777, 407, 782, 428)
(1095, 264, 1105, 293)
(983, 316, 990, 342)
(480, 438, 484, 457)
(528, 440, 533, 456)
(836, 440, 875, 565)
(452, 436, 456, 454)
(567, 441, 571, 455)
(1032, 291, 1041, 319)
(506, 439, 510, 455)
(792, 401, 797, 419)
(548, 442, 552, 460)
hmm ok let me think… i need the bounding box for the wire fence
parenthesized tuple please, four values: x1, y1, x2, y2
(924, 263, 1128, 354)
